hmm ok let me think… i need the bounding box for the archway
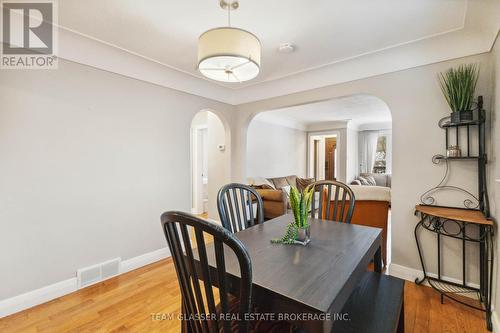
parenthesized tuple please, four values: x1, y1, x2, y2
(245, 94, 393, 264)
(190, 110, 230, 221)
(245, 94, 392, 183)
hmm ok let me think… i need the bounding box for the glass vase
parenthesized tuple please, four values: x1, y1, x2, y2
(295, 225, 311, 246)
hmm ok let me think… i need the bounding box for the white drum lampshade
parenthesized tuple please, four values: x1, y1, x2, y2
(198, 27, 261, 83)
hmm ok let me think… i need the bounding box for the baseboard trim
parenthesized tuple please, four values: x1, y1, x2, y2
(492, 309, 500, 333)
(1, 257, 484, 319)
(120, 247, 170, 274)
(388, 263, 479, 289)
(0, 247, 171, 319)
(0, 278, 77, 319)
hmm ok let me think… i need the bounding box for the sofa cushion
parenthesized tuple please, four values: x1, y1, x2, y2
(297, 177, 315, 192)
(269, 177, 289, 189)
(282, 185, 291, 197)
(350, 185, 391, 202)
(252, 184, 275, 190)
(350, 179, 362, 186)
(357, 176, 372, 186)
(364, 175, 377, 186)
(360, 173, 391, 187)
(285, 175, 298, 188)
(250, 177, 276, 189)
(255, 189, 285, 202)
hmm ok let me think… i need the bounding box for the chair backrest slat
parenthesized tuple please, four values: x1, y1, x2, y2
(318, 187, 324, 218)
(166, 223, 202, 332)
(161, 211, 252, 333)
(218, 183, 264, 233)
(194, 229, 219, 331)
(225, 191, 237, 232)
(311, 188, 316, 215)
(326, 185, 332, 220)
(239, 188, 249, 228)
(332, 186, 340, 221)
(179, 224, 210, 332)
(248, 191, 255, 224)
(311, 180, 355, 224)
(214, 239, 231, 332)
(339, 190, 348, 222)
(232, 188, 243, 231)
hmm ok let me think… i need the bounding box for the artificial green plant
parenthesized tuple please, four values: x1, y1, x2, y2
(271, 185, 315, 244)
(438, 64, 479, 112)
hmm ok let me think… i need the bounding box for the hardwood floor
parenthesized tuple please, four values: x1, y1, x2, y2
(0, 259, 489, 333)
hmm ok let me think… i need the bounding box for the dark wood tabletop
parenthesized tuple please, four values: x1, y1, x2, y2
(197, 213, 382, 332)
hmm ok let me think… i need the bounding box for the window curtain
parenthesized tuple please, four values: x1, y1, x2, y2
(381, 131, 392, 174)
(360, 131, 379, 173)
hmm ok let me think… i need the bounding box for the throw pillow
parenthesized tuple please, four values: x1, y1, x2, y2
(350, 179, 362, 186)
(357, 176, 371, 186)
(282, 185, 292, 197)
(271, 177, 289, 189)
(297, 177, 315, 192)
(364, 175, 377, 186)
(252, 184, 275, 190)
(285, 175, 298, 188)
(253, 177, 276, 189)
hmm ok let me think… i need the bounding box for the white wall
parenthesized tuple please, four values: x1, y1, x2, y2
(207, 112, 230, 220)
(490, 34, 500, 324)
(234, 52, 494, 285)
(0, 60, 233, 301)
(190, 111, 230, 220)
(191, 111, 208, 213)
(346, 126, 359, 182)
(246, 120, 307, 178)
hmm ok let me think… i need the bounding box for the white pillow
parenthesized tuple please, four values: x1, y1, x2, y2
(282, 185, 292, 197)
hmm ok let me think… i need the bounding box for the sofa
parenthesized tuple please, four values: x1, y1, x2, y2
(248, 175, 315, 220)
(351, 172, 391, 188)
(322, 184, 391, 267)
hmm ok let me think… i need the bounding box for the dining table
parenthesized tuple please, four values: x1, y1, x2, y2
(195, 213, 383, 332)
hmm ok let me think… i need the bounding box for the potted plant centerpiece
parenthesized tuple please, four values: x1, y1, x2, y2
(271, 186, 314, 246)
(438, 64, 479, 123)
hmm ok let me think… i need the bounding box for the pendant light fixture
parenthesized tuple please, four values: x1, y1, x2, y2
(197, 0, 261, 83)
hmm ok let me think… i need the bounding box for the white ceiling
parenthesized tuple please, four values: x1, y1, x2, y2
(59, 0, 468, 89)
(253, 94, 392, 130)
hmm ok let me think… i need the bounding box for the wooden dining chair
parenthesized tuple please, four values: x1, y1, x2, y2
(161, 211, 292, 333)
(161, 211, 252, 333)
(217, 183, 264, 233)
(311, 180, 356, 223)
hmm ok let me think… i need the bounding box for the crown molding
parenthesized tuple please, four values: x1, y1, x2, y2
(12, 0, 498, 106)
(231, 27, 496, 104)
(56, 27, 235, 104)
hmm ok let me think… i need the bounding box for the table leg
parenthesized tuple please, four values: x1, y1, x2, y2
(374, 246, 382, 273)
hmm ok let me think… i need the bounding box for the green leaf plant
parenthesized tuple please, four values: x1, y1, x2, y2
(271, 185, 315, 244)
(438, 64, 479, 112)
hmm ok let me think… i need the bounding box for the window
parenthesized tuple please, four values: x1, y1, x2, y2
(373, 135, 387, 174)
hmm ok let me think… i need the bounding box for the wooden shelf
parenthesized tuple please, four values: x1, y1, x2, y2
(415, 205, 492, 225)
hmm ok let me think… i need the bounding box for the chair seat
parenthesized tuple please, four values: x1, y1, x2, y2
(213, 296, 292, 333)
(331, 271, 404, 333)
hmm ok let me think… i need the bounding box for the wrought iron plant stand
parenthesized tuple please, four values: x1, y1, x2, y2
(414, 96, 494, 331)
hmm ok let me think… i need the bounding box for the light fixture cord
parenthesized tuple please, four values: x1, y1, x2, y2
(227, 0, 231, 27)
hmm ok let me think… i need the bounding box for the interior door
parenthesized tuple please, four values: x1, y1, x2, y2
(325, 137, 336, 180)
